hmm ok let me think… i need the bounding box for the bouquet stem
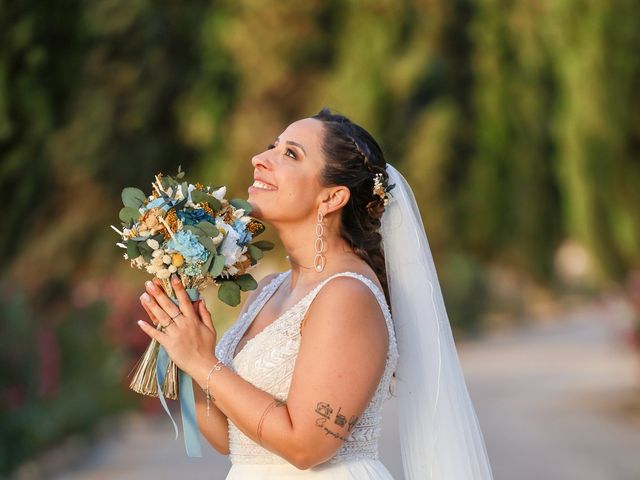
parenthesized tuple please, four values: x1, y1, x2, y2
(128, 337, 161, 397)
(127, 279, 194, 401)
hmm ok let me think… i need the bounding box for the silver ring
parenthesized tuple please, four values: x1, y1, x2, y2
(159, 319, 175, 331)
(170, 311, 182, 320)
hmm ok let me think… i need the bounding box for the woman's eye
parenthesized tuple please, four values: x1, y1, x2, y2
(285, 148, 297, 159)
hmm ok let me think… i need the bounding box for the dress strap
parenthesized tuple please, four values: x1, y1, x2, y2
(300, 271, 394, 337)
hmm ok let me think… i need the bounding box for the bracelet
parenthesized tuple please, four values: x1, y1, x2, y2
(256, 398, 286, 445)
(204, 359, 225, 417)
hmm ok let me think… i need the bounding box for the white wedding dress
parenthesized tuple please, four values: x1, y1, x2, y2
(215, 269, 400, 479)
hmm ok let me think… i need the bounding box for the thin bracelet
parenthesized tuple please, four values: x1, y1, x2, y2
(204, 359, 225, 417)
(256, 398, 286, 445)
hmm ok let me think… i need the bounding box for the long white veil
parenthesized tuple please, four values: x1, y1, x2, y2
(379, 163, 494, 479)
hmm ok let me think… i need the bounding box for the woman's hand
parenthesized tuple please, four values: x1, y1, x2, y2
(138, 274, 217, 377)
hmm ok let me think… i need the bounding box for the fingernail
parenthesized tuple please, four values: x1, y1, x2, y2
(137, 320, 144, 326)
(142, 293, 150, 302)
(201, 297, 206, 306)
(171, 274, 179, 283)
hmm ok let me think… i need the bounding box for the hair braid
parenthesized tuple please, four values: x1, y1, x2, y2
(310, 107, 391, 308)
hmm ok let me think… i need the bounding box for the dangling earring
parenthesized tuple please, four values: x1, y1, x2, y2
(314, 210, 325, 272)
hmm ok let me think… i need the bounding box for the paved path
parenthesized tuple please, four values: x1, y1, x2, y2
(24, 300, 640, 479)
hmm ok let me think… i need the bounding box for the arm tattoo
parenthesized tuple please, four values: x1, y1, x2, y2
(313, 401, 359, 441)
(257, 398, 286, 445)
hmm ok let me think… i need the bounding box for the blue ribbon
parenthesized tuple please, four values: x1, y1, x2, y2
(156, 287, 203, 457)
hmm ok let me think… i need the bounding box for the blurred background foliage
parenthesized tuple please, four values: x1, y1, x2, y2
(1, 0, 639, 474)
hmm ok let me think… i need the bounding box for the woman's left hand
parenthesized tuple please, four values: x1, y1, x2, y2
(138, 274, 217, 377)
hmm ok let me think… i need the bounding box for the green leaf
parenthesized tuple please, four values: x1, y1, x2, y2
(209, 255, 226, 277)
(229, 198, 253, 215)
(201, 253, 214, 273)
(236, 274, 258, 291)
(192, 190, 221, 211)
(218, 281, 241, 307)
(247, 244, 264, 261)
(184, 225, 201, 235)
(252, 240, 274, 251)
(119, 207, 140, 223)
(197, 221, 218, 237)
(121, 187, 146, 209)
(191, 189, 207, 204)
(200, 236, 217, 253)
(126, 241, 140, 260)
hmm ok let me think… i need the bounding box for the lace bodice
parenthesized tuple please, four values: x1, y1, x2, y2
(214, 269, 399, 465)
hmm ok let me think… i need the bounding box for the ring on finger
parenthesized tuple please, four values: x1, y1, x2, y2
(159, 319, 175, 331)
(170, 311, 183, 320)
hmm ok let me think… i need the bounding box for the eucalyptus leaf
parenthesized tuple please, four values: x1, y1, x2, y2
(119, 207, 140, 223)
(247, 244, 264, 261)
(121, 187, 146, 209)
(229, 198, 253, 214)
(209, 255, 226, 277)
(197, 221, 218, 237)
(236, 274, 258, 292)
(218, 281, 241, 307)
(191, 190, 207, 204)
(126, 241, 140, 260)
(252, 240, 274, 251)
(201, 253, 214, 273)
(184, 225, 201, 235)
(199, 236, 217, 253)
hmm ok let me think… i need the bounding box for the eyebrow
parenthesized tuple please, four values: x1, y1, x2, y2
(276, 137, 307, 156)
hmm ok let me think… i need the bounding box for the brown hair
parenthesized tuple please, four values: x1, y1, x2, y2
(311, 107, 391, 308)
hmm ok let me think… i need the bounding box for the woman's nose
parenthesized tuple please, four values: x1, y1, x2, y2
(251, 151, 271, 170)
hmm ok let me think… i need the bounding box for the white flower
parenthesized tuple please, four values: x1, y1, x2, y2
(123, 253, 129, 260)
(157, 269, 171, 279)
(168, 265, 177, 273)
(212, 230, 225, 246)
(162, 254, 172, 265)
(215, 218, 243, 266)
(232, 208, 245, 220)
(147, 238, 160, 250)
(151, 256, 165, 267)
(152, 249, 163, 258)
(211, 186, 226, 201)
(226, 265, 239, 275)
(146, 265, 159, 274)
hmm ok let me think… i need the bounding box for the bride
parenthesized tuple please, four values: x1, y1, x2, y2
(137, 107, 494, 479)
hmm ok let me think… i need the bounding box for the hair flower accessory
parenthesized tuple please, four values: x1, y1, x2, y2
(373, 171, 395, 206)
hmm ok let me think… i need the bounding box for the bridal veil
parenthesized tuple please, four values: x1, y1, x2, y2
(379, 163, 494, 479)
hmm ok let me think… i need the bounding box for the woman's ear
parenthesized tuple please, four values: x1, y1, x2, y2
(320, 185, 350, 215)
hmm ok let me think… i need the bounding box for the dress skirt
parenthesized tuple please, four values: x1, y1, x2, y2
(225, 458, 395, 479)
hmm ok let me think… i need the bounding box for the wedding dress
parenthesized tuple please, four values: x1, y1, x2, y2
(215, 268, 400, 479)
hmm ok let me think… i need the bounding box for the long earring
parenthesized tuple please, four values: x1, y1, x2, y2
(314, 210, 325, 272)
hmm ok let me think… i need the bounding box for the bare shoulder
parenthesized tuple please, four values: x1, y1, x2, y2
(302, 275, 389, 351)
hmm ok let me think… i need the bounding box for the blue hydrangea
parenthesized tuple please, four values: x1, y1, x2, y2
(177, 208, 215, 226)
(166, 230, 208, 263)
(233, 219, 253, 246)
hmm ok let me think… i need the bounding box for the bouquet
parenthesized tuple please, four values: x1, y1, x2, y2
(112, 166, 273, 401)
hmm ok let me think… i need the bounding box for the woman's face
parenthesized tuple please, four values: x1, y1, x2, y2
(248, 117, 328, 224)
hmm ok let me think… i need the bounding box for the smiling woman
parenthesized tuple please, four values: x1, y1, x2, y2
(139, 107, 492, 479)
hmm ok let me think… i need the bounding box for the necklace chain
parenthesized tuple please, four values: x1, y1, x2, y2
(285, 255, 314, 269)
